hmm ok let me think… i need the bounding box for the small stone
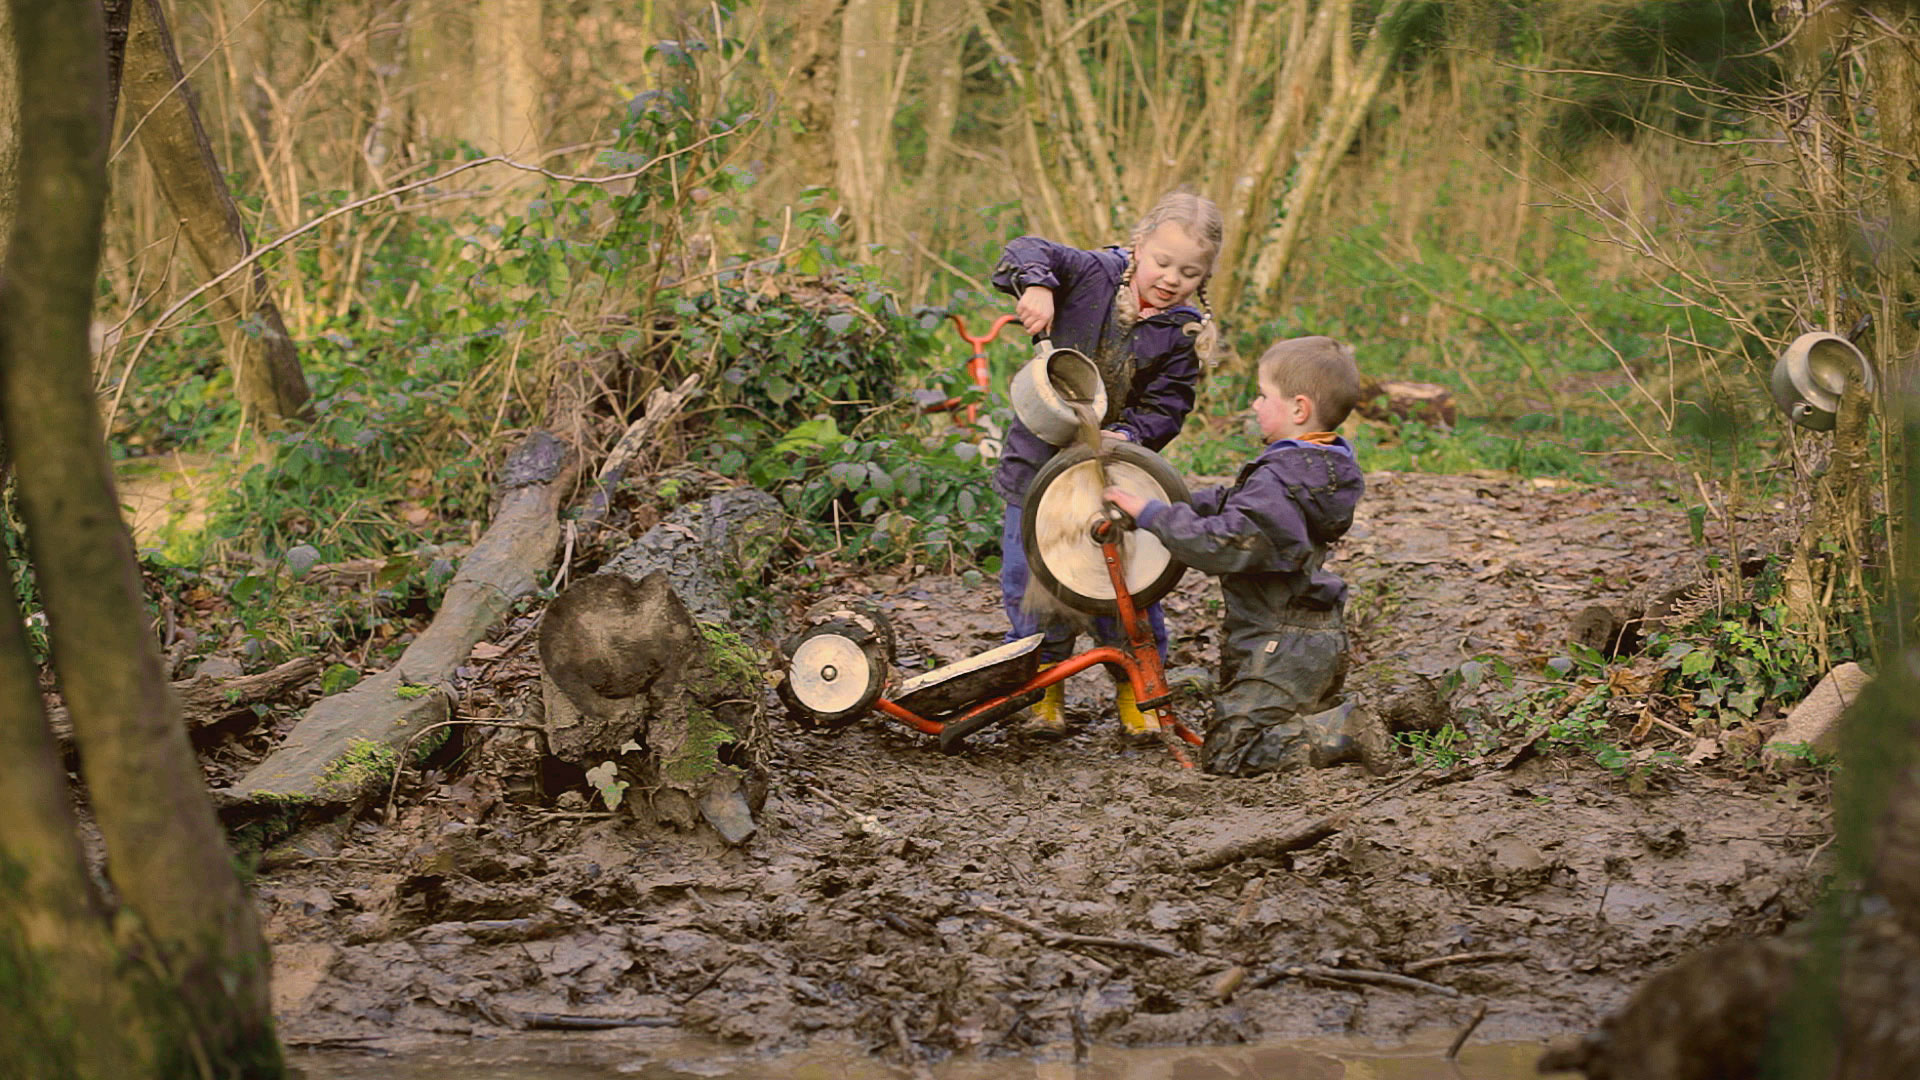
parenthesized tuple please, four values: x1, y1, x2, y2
(196, 655, 244, 679)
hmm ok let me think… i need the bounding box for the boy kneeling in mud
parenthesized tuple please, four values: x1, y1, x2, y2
(1105, 335, 1386, 776)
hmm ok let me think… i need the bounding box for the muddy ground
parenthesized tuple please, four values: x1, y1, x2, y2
(253, 467, 1833, 1067)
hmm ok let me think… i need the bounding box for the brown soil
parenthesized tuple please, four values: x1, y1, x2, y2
(256, 469, 1831, 1066)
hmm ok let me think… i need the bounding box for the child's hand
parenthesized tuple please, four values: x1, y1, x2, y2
(1104, 487, 1148, 518)
(1016, 286, 1055, 336)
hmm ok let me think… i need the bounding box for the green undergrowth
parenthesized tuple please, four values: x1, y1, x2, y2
(94, 87, 1809, 668)
(1403, 563, 1868, 785)
(1204, 211, 1791, 488)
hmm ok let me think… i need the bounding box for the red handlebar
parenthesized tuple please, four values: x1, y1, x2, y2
(950, 313, 1021, 390)
(922, 313, 1023, 424)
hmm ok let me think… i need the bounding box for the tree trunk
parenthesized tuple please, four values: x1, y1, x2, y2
(1215, 0, 1336, 314)
(768, 0, 841, 197)
(0, 553, 146, 1076)
(1248, 0, 1414, 301)
(916, 3, 967, 181)
(471, 0, 543, 158)
(835, 0, 896, 245)
(0, 1, 282, 1072)
(0, 6, 12, 252)
(120, 0, 309, 428)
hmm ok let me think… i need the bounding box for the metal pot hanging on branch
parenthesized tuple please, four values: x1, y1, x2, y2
(1771, 331, 1877, 431)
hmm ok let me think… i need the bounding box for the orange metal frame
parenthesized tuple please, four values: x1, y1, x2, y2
(868, 518, 1203, 767)
(919, 313, 1020, 426)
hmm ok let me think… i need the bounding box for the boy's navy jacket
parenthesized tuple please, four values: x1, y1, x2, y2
(1135, 436, 1364, 615)
(991, 235, 1202, 505)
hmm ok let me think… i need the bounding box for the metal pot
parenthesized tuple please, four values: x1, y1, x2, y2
(1009, 340, 1108, 446)
(1770, 332, 1875, 431)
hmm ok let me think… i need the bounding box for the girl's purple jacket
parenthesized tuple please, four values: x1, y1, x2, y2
(1134, 436, 1364, 616)
(990, 236, 1203, 505)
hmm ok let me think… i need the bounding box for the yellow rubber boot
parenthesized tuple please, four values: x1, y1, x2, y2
(1026, 664, 1067, 736)
(1115, 680, 1162, 736)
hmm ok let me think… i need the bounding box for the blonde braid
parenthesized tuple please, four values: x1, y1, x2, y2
(1112, 248, 1141, 331)
(1188, 279, 1220, 368)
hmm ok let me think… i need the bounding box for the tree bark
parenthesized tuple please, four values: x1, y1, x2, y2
(1248, 0, 1414, 301)
(0, 536, 145, 1075)
(835, 0, 896, 245)
(916, 3, 968, 181)
(0, 6, 11, 252)
(0, 1, 282, 1072)
(471, 0, 543, 158)
(120, 0, 309, 428)
(1215, 0, 1336, 314)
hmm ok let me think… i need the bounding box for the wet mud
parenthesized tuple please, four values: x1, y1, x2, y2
(259, 469, 1831, 1068)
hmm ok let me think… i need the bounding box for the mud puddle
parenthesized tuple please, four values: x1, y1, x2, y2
(290, 1031, 1550, 1078)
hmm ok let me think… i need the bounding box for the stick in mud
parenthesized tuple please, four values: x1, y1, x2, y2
(972, 903, 1186, 959)
(1182, 817, 1343, 872)
(1447, 1003, 1490, 1059)
(1403, 949, 1526, 976)
(1253, 962, 1460, 998)
(1181, 766, 1451, 872)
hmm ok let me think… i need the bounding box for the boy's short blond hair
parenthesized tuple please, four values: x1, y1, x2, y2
(1257, 336, 1362, 429)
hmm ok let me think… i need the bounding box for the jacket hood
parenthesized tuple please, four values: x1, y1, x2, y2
(1246, 436, 1364, 545)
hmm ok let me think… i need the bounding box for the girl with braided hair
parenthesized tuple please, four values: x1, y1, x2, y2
(988, 190, 1224, 737)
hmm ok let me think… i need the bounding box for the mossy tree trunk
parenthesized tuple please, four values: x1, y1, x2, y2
(0, 2, 282, 1073)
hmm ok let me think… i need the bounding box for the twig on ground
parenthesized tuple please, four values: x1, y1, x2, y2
(1403, 949, 1527, 976)
(804, 784, 902, 840)
(1447, 1003, 1490, 1059)
(1182, 816, 1343, 872)
(971, 903, 1185, 959)
(1183, 766, 1443, 872)
(1804, 834, 1837, 870)
(519, 1012, 675, 1030)
(1253, 961, 1461, 997)
(677, 959, 737, 1006)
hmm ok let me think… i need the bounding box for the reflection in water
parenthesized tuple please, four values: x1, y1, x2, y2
(291, 1033, 1551, 1080)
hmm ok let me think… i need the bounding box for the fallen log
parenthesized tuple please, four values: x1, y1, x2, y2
(1357, 378, 1457, 428)
(220, 432, 574, 815)
(48, 655, 320, 742)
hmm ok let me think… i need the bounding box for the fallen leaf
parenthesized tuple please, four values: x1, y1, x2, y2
(469, 641, 507, 660)
(1685, 737, 1722, 765)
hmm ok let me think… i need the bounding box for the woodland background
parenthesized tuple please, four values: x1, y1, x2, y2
(4, 0, 1914, 785)
(5, 1, 1920, 1074)
(2, 0, 1908, 633)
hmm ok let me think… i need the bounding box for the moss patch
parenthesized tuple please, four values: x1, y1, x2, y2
(317, 738, 399, 799)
